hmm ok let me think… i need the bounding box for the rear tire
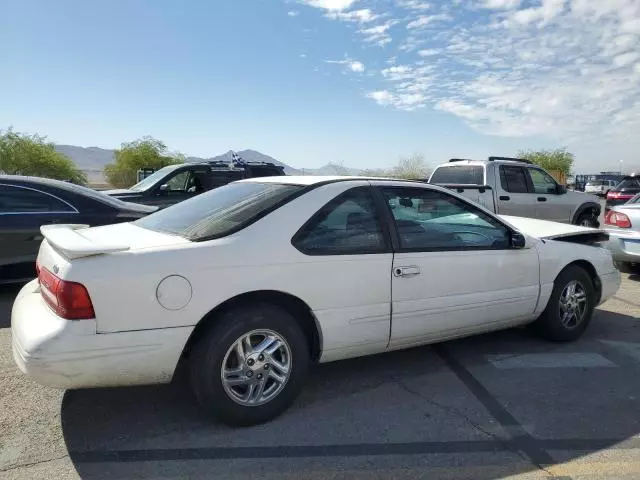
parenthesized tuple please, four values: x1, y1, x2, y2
(530, 265, 596, 342)
(189, 303, 310, 426)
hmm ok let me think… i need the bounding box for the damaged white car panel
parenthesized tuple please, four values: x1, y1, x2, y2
(12, 176, 621, 426)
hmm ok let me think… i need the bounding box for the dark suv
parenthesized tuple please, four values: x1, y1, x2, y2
(606, 175, 640, 210)
(104, 161, 286, 207)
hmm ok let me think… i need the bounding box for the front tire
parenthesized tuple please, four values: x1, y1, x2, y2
(189, 303, 310, 426)
(530, 265, 596, 342)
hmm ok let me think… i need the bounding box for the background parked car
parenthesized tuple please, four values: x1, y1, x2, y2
(105, 160, 286, 208)
(428, 157, 602, 227)
(585, 180, 617, 197)
(606, 175, 640, 210)
(603, 199, 640, 273)
(0, 175, 157, 284)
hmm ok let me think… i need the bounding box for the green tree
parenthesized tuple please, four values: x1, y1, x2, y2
(389, 153, 431, 180)
(0, 128, 87, 184)
(517, 147, 574, 175)
(104, 137, 184, 188)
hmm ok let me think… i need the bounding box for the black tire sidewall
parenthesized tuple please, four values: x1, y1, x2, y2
(190, 304, 310, 426)
(534, 266, 596, 342)
(576, 212, 598, 228)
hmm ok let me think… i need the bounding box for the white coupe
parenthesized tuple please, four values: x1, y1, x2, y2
(12, 177, 621, 425)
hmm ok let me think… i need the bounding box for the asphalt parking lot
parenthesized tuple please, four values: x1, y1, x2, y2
(0, 271, 638, 480)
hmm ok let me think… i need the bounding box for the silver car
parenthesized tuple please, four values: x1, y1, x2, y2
(603, 193, 640, 272)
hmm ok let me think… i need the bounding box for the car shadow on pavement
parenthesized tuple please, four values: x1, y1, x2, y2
(0, 285, 22, 328)
(60, 308, 640, 480)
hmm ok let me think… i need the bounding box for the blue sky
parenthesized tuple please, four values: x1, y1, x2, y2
(2, 0, 639, 172)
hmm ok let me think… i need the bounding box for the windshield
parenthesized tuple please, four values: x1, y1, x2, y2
(129, 165, 181, 191)
(135, 182, 305, 240)
(430, 166, 485, 185)
(617, 178, 640, 190)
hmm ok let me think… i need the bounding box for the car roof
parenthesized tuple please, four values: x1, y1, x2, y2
(239, 175, 416, 186)
(0, 174, 81, 190)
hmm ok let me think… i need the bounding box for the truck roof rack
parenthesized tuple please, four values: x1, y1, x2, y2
(448, 158, 475, 163)
(488, 156, 533, 165)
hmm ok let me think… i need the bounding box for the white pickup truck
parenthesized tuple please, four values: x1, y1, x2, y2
(428, 157, 602, 227)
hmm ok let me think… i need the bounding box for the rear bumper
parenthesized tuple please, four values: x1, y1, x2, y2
(603, 229, 640, 264)
(12, 280, 192, 389)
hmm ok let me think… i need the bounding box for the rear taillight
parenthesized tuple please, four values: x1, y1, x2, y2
(607, 191, 634, 200)
(605, 210, 632, 229)
(38, 267, 95, 320)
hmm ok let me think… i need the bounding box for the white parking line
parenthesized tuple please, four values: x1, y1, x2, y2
(486, 353, 617, 369)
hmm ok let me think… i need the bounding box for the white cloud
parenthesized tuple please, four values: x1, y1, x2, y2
(406, 14, 451, 29)
(396, 0, 431, 10)
(300, 0, 359, 10)
(418, 48, 440, 57)
(350, 61, 365, 72)
(325, 57, 366, 73)
(288, 10, 299, 17)
(327, 8, 379, 23)
(297, 0, 640, 148)
(368, 90, 394, 104)
(359, 20, 397, 46)
(613, 51, 640, 68)
(479, 0, 521, 9)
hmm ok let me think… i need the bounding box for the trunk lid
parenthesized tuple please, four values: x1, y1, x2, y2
(39, 222, 190, 263)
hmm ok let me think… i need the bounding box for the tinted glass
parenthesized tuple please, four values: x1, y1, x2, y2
(0, 185, 74, 213)
(164, 171, 190, 192)
(500, 166, 529, 193)
(430, 166, 484, 185)
(211, 170, 244, 187)
(293, 187, 385, 255)
(383, 188, 510, 250)
(135, 182, 304, 240)
(130, 165, 181, 191)
(527, 168, 557, 194)
(617, 178, 640, 190)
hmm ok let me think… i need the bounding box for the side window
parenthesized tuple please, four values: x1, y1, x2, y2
(382, 187, 511, 251)
(527, 168, 558, 194)
(293, 187, 386, 255)
(211, 170, 244, 188)
(0, 185, 75, 214)
(163, 171, 191, 192)
(499, 166, 529, 193)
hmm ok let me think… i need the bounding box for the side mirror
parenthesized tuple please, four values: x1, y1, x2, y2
(511, 232, 526, 249)
(158, 184, 169, 195)
(556, 184, 567, 195)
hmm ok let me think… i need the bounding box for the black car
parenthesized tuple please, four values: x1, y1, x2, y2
(105, 161, 286, 207)
(606, 175, 640, 210)
(0, 175, 157, 284)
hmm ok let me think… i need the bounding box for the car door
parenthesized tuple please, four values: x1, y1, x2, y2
(0, 184, 78, 272)
(291, 185, 393, 360)
(377, 185, 540, 349)
(146, 168, 202, 207)
(495, 165, 537, 218)
(526, 167, 568, 222)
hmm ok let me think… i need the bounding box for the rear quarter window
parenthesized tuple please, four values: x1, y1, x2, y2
(429, 166, 485, 185)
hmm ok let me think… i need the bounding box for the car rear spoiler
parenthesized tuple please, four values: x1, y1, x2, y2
(40, 224, 130, 259)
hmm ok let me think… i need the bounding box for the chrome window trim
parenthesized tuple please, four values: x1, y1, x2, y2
(0, 183, 79, 215)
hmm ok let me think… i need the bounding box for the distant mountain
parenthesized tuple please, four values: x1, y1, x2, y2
(53, 144, 363, 181)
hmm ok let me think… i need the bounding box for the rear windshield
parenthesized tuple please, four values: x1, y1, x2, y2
(135, 182, 304, 240)
(617, 178, 640, 189)
(429, 166, 484, 185)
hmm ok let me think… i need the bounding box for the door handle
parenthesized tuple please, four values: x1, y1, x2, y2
(499, 196, 510, 201)
(394, 266, 420, 277)
(537, 197, 547, 202)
